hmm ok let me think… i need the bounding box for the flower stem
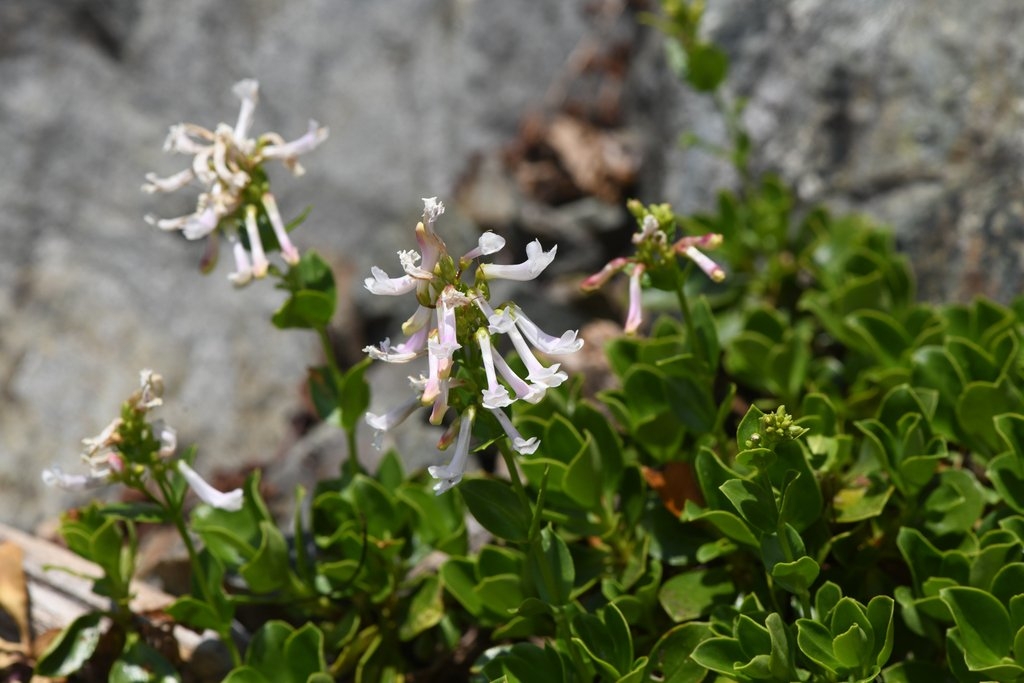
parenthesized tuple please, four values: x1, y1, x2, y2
(156, 473, 242, 667)
(316, 324, 362, 478)
(497, 440, 534, 526)
(674, 265, 705, 365)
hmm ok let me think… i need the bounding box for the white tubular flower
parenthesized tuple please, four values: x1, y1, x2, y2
(142, 168, 195, 194)
(422, 197, 445, 228)
(364, 265, 416, 296)
(364, 326, 430, 363)
(261, 193, 300, 265)
(137, 369, 164, 408)
(462, 231, 506, 260)
(261, 120, 329, 172)
(435, 287, 465, 376)
(226, 224, 254, 286)
(633, 214, 664, 245)
(244, 205, 270, 278)
(421, 332, 446, 405)
(145, 79, 322, 282)
(232, 79, 259, 141)
(366, 395, 421, 450)
(428, 409, 474, 495)
(495, 311, 567, 389)
(491, 349, 545, 404)
(478, 240, 557, 282)
(402, 305, 432, 336)
(509, 304, 583, 355)
(476, 328, 513, 409)
(625, 264, 645, 335)
(489, 408, 540, 455)
(42, 466, 112, 491)
(155, 423, 177, 458)
(177, 460, 243, 512)
(182, 206, 220, 241)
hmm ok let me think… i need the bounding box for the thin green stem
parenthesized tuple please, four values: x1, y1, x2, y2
(497, 440, 534, 523)
(760, 469, 813, 617)
(317, 325, 363, 477)
(674, 266, 705, 365)
(156, 473, 242, 667)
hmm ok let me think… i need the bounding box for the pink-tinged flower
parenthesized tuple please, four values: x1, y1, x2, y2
(363, 326, 429, 363)
(428, 409, 475, 494)
(488, 407, 539, 455)
(625, 263, 645, 335)
(478, 240, 557, 281)
(261, 193, 300, 265)
(581, 203, 726, 335)
(476, 328, 513, 409)
(177, 461, 244, 511)
(363, 196, 584, 491)
(580, 256, 631, 292)
(144, 79, 325, 282)
(491, 350, 546, 404)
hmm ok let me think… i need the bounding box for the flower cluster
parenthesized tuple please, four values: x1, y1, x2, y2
(143, 79, 328, 285)
(581, 201, 725, 334)
(43, 370, 243, 511)
(363, 198, 583, 493)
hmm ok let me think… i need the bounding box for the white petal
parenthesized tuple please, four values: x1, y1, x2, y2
(177, 461, 243, 511)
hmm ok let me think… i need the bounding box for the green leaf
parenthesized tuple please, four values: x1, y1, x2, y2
(796, 619, 841, 674)
(527, 527, 575, 606)
(719, 478, 777, 533)
(684, 42, 729, 91)
(658, 567, 735, 622)
(923, 469, 985, 537)
(771, 556, 820, 595)
(166, 596, 226, 633)
(460, 478, 531, 543)
(34, 611, 105, 676)
(866, 596, 895, 667)
(398, 575, 444, 640)
(644, 623, 712, 683)
(563, 434, 602, 509)
(222, 668, 272, 683)
(110, 636, 180, 683)
(989, 451, 1024, 514)
(940, 586, 1012, 667)
(272, 290, 334, 329)
(958, 379, 1024, 455)
(272, 250, 336, 330)
(239, 520, 292, 593)
(284, 623, 328, 678)
(690, 637, 746, 679)
(440, 557, 482, 616)
(245, 621, 293, 681)
(99, 501, 169, 524)
(831, 624, 871, 669)
(339, 359, 371, 431)
(833, 481, 893, 523)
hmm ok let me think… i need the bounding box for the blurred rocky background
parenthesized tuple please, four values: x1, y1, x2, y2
(2, 0, 1023, 530)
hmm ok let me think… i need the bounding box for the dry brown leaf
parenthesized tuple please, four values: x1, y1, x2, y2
(643, 461, 704, 517)
(0, 541, 31, 649)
